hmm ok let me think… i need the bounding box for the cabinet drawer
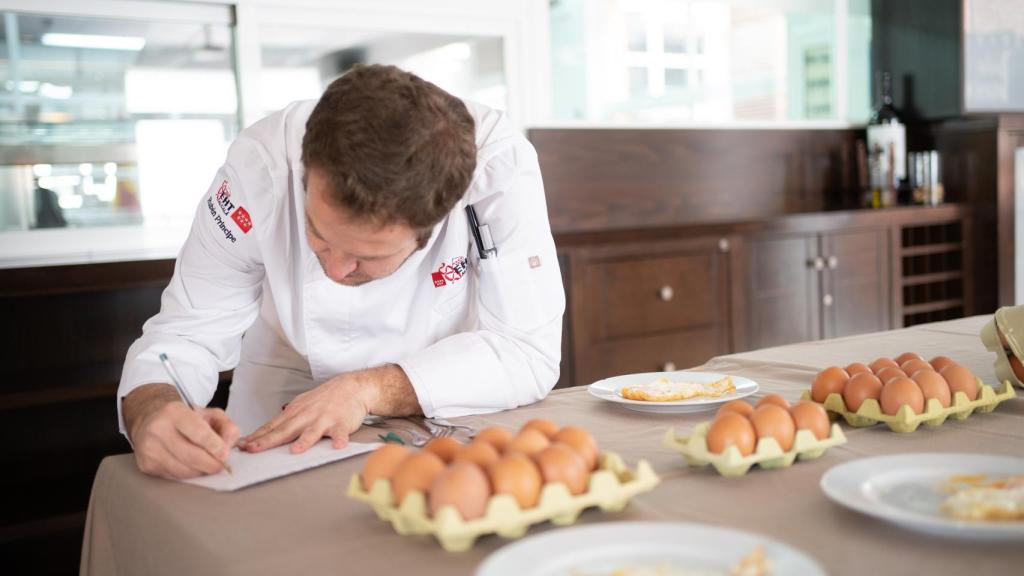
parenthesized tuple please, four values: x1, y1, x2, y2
(577, 328, 725, 384)
(587, 253, 722, 338)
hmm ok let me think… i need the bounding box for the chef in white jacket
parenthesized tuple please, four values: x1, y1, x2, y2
(119, 64, 564, 479)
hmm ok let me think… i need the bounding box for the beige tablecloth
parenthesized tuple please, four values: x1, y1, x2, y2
(81, 316, 1024, 575)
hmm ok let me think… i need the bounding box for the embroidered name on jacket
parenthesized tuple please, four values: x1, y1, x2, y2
(207, 196, 238, 243)
(431, 256, 468, 287)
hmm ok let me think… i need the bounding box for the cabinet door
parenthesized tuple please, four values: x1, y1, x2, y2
(747, 234, 820, 349)
(570, 236, 734, 386)
(822, 228, 891, 339)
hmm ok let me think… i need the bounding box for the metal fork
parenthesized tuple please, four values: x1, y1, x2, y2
(419, 417, 457, 439)
(362, 415, 455, 446)
(425, 417, 476, 434)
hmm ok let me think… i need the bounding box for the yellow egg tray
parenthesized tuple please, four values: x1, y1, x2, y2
(345, 452, 659, 552)
(801, 379, 1016, 433)
(981, 310, 1024, 390)
(662, 422, 847, 478)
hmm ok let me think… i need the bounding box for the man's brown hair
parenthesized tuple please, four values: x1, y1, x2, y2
(302, 64, 477, 239)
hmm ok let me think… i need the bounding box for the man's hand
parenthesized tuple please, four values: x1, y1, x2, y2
(124, 383, 240, 479)
(239, 364, 419, 454)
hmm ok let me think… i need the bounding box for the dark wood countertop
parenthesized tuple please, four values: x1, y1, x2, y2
(553, 203, 970, 246)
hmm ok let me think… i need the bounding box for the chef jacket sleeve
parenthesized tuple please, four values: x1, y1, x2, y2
(116, 137, 270, 437)
(398, 139, 566, 417)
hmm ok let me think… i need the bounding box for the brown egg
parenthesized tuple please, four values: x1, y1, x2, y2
(1010, 355, 1024, 383)
(900, 359, 933, 376)
(474, 426, 513, 453)
(392, 451, 446, 504)
(843, 372, 884, 412)
(870, 357, 900, 373)
(533, 443, 589, 495)
(429, 461, 492, 520)
(941, 364, 979, 401)
(423, 437, 462, 463)
(913, 369, 952, 408)
(930, 356, 958, 373)
(894, 352, 924, 365)
(845, 362, 872, 376)
(876, 366, 907, 385)
(756, 393, 791, 410)
(361, 443, 410, 491)
(706, 413, 757, 456)
(552, 426, 599, 470)
(488, 453, 543, 509)
(506, 428, 551, 456)
(716, 399, 755, 419)
(811, 367, 849, 403)
(750, 405, 797, 451)
(454, 441, 501, 468)
(789, 401, 830, 440)
(520, 418, 559, 439)
(880, 377, 925, 416)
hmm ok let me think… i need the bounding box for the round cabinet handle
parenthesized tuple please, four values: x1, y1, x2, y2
(823, 294, 834, 307)
(718, 237, 730, 253)
(827, 255, 839, 269)
(659, 285, 674, 302)
(808, 257, 825, 271)
(662, 362, 677, 372)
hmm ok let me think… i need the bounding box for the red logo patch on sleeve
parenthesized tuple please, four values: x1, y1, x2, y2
(231, 206, 253, 233)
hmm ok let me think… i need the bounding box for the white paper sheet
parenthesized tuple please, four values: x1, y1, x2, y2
(183, 440, 379, 491)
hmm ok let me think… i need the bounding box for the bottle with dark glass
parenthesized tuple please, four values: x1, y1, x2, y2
(866, 71, 905, 208)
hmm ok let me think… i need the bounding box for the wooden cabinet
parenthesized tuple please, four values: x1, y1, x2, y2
(554, 209, 975, 387)
(747, 234, 821, 348)
(564, 235, 739, 386)
(746, 228, 890, 350)
(822, 229, 892, 339)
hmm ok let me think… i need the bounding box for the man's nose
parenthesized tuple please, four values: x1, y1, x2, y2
(327, 254, 358, 282)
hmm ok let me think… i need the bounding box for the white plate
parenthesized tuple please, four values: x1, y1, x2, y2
(820, 453, 1024, 540)
(476, 521, 825, 576)
(587, 371, 758, 414)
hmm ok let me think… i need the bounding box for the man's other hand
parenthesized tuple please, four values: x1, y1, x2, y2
(238, 375, 369, 454)
(239, 364, 420, 454)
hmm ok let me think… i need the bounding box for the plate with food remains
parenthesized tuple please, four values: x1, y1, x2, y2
(588, 371, 758, 414)
(820, 453, 1024, 540)
(476, 521, 826, 576)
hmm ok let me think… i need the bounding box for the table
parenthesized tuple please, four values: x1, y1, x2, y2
(81, 316, 1024, 575)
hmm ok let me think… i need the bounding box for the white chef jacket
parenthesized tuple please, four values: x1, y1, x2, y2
(117, 99, 565, 436)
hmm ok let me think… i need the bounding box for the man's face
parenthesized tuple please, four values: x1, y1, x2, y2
(304, 168, 420, 286)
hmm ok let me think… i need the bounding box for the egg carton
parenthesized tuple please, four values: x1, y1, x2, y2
(981, 309, 1024, 390)
(345, 452, 659, 552)
(801, 379, 1016, 433)
(662, 422, 847, 478)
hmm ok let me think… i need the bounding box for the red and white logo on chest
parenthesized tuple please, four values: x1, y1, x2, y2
(431, 256, 468, 287)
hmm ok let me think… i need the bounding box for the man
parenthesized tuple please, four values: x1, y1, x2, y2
(119, 65, 565, 479)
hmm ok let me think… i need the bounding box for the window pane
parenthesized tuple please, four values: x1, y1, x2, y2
(664, 19, 687, 54)
(626, 13, 647, 51)
(256, 26, 506, 123)
(665, 68, 688, 89)
(0, 11, 237, 231)
(803, 44, 832, 118)
(550, 0, 869, 124)
(629, 66, 649, 98)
